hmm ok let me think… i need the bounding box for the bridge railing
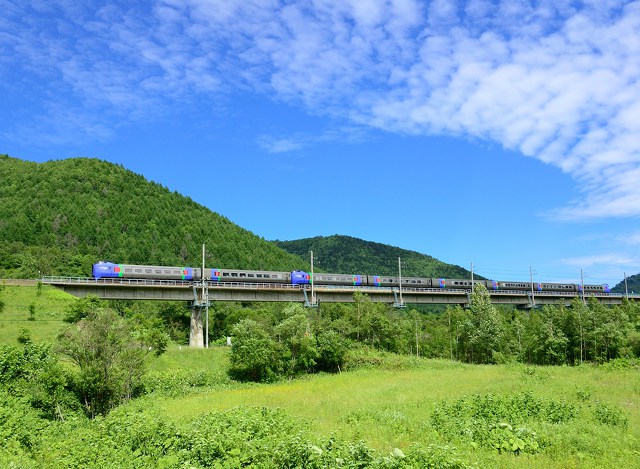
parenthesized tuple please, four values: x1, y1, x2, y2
(42, 277, 638, 299)
(42, 276, 193, 287)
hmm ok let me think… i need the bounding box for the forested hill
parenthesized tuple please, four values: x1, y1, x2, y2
(0, 154, 308, 278)
(273, 235, 474, 279)
(611, 273, 640, 295)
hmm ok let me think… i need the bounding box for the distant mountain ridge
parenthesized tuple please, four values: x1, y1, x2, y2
(273, 235, 474, 279)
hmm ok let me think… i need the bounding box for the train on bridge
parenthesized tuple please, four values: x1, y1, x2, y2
(92, 261, 610, 294)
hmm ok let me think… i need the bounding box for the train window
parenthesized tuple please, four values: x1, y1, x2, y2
(145, 269, 151, 273)
(125, 268, 132, 273)
(239, 273, 246, 278)
(135, 268, 142, 273)
(256, 274, 263, 278)
(223, 272, 229, 277)
(248, 273, 254, 277)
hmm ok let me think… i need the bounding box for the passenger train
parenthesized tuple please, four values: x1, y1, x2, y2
(92, 261, 611, 293)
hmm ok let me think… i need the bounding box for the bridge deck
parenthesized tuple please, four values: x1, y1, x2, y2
(41, 277, 637, 307)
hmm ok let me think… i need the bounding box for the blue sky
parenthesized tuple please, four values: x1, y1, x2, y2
(2, 0, 639, 286)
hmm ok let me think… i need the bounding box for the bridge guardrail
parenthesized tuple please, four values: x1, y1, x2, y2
(41, 277, 638, 299)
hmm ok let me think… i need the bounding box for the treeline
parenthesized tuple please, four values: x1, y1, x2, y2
(212, 285, 640, 381)
(0, 155, 307, 278)
(102, 284, 640, 382)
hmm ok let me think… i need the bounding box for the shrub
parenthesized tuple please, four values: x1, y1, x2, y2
(229, 319, 283, 382)
(431, 392, 578, 454)
(593, 401, 628, 429)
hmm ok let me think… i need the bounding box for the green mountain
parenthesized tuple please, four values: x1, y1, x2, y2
(611, 273, 640, 295)
(273, 235, 474, 279)
(0, 154, 308, 278)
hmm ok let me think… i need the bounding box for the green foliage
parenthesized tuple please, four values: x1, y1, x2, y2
(611, 272, 640, 294)
(0, 155, 308, 278)
(592, 401, 628, 428)
(275, 312, 318, 375)
(468, 284, 504, 363)
(0, 343, 77, 420)
(63, 295, 107, 323)
(315, 329, 348, 371)
(17, 328, 32, 345)
(275, 234, 472, 278)
(431, 392, 578, 454)
(229, 319, 282, 382)
(142, 368, 232, 397)
(56, 309, 162, 417)
(0, 400, 473, 468)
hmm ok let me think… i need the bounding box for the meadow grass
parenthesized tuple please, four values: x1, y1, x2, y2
(0, 284, 73, 344)
(154, 349, 640, 468)
(2, 286, 639, 467)
(149, 343, 231, 374)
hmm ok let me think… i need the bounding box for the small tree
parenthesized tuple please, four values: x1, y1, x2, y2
(274, 313, 318, 376)
(56, 308, 158, 417)
(315, 330, 348, 372)
(468, 284, 504, 363)
(63, 295, 107, 323)
(229, 319, 282, 382)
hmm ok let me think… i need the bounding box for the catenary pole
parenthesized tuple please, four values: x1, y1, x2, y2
(398, 257, 403, 306)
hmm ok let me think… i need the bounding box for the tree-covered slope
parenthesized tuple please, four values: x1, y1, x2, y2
(611, 273, 640, 294)
(273, 235, 474, 278)
(0, 155, 308, 277)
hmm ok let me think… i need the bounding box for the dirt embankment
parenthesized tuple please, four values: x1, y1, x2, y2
(1, 279, 38, 286)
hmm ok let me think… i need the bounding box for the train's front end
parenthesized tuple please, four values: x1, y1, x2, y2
(291, 270, 311, 285)
(92, 261, 121, 279)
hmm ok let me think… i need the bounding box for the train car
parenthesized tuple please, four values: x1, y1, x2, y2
(368, 276, 434, 288)
(443, 279, 494, 290)
(495, 281, 539, 291)
(211, 268, 291, 283)
(92, 262, 198, 280)
(539, 283, 578, 292)
(582, 284, 611, 293)
(311, 273, 366, 286)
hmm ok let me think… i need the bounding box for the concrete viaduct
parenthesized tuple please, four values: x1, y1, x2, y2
(42, 277, 638, 348)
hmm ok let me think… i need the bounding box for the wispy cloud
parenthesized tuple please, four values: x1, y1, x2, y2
(257, 135, 307, 154)
(3, 1, 640, 221)
(560, 254, 635, 269)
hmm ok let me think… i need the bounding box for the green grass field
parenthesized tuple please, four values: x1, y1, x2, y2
(150, 348, 640, 468)
(2, 285, 639, 468)
(0, 284, 72, 344)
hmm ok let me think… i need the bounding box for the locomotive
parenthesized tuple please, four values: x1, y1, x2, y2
(92, 261, 610, 293)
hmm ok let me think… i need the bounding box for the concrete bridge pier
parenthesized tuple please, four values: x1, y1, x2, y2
(189, 285, 209, 348)
(189, 305, 205, 348)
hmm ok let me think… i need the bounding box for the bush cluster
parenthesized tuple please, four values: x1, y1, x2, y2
(0, 402, 472, 468)
(430, 392, 579, 454)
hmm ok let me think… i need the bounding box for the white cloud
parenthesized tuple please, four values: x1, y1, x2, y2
(257, 136, 306, 154)
(560, 254, 634, 268)
(3, 0, 640, 221)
